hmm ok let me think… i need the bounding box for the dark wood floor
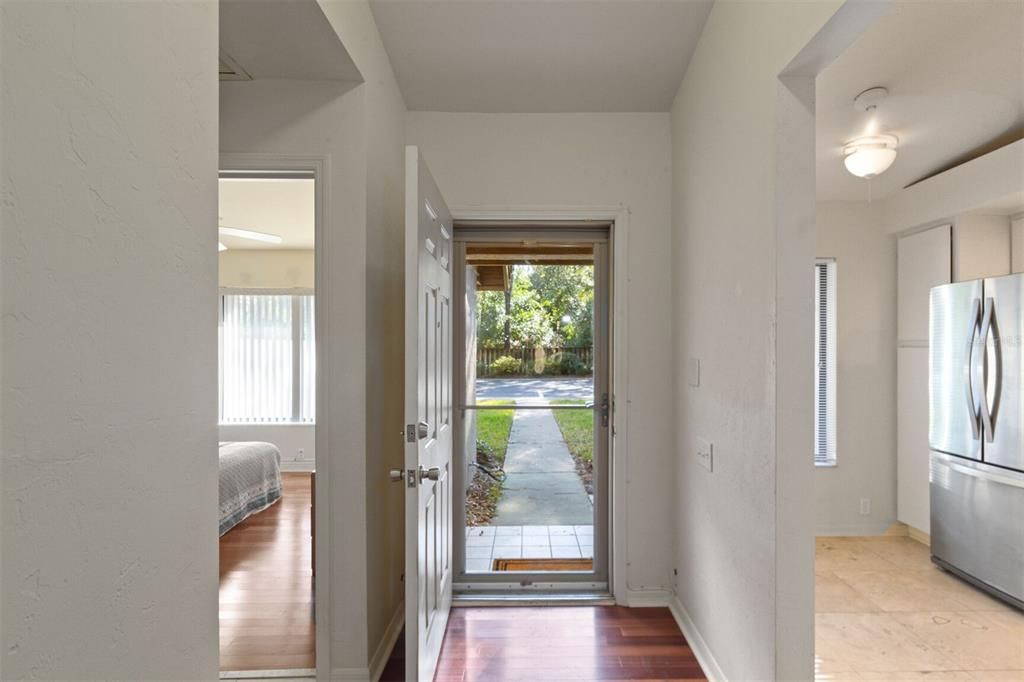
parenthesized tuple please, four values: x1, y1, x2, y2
(382, 606, 707, 681)
(219, 472, 314, 672)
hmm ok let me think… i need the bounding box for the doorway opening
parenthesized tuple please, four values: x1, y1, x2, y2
(217, 169, 318, 675)
(452, 222, 612, 594)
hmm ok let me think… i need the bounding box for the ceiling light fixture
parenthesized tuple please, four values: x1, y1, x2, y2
(843, 133, 899, 179)
(843, 86, 898, 179)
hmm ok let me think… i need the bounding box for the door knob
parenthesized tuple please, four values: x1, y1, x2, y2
(418, 466, 441, 482)
(417, 421, 430, 439)
(388, 469, 404, 482)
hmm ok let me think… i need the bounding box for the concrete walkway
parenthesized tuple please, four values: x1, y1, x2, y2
(493, 400, 593, 526)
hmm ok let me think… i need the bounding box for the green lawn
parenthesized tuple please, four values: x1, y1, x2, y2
(549, 399, 594, 463)
(476, 399, 514, 464)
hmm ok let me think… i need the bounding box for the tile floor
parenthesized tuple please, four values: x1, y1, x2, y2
(465, 524, 594, 572)
(815, 535, 1024, 681)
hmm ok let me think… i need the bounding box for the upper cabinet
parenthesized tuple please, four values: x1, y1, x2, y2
(952, 215, 1011, 282)
(1012, 215, 1024, 274)
(898, 224, 951, 343)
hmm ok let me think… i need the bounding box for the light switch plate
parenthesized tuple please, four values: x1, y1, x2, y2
(688, 357, 701, 387)
(697, 438, 713, 471)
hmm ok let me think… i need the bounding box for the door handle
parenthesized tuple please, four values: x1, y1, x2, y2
(405, 421, 431, 442)
(965, 297, 982, 441)
(418, 466, 441, 483)
(979, 297, 999, 443)
(388, 469, 404, 483)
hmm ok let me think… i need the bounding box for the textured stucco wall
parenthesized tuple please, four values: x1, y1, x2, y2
(670, 1, 842, 679)
(317, 1, 410, 670)
(1, 1, 219, 678)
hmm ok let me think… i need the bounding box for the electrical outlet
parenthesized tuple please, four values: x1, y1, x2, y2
(859, 497, 871, 515)
(697, 438, 713, 471)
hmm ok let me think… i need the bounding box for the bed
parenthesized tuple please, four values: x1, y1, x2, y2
(219, 441, 283, 536)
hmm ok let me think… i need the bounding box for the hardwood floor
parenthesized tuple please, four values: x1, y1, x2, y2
(381, 606, 706, 681)
(219, 472, 314, 672)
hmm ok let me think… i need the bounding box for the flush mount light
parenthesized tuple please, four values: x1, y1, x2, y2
(843, 133, 899, 178)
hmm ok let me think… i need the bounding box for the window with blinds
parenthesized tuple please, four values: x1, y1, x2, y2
(814, 260, 837, 465)
(219, 293, 315, 423)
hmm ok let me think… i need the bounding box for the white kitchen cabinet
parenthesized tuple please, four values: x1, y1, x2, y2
(897, 346, 930, 535)
(952, 215, 1010, 282)
(1012, 216, 1024, 274)
(898, 225, 951, 343)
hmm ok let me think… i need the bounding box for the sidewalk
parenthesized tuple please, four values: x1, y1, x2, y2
(492, 399, 593, 526)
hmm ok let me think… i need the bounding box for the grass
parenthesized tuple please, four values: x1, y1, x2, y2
(473, 399, 515, 512)
(549, 399, 594, 463)
(475, 399, 514, 464)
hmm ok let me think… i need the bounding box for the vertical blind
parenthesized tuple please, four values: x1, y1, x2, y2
(814, 260, 837, 465)
(220, 294, 315, 423)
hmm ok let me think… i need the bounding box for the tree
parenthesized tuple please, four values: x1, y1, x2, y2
(475, 264, 593, 350)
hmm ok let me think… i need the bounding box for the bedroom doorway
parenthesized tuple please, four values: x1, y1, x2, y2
(217, 168, 318, 676)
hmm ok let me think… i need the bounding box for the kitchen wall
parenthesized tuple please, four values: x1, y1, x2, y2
(406, 111, 677, 600)
(670, 1, 843, 679)
(815, 201, 898, 535)
(1, 1, 219, 678)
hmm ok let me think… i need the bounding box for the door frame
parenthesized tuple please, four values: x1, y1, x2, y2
(448, 206, 631, 601)
(218, 153, 329, 676)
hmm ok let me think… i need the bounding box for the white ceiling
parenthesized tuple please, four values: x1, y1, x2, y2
(219, 0, 362, 82)
(816, 1, 1024, 202)
(218, 178, 315, 250)
(369, 0, 713, 112)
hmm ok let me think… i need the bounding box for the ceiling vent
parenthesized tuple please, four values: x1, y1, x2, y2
(219, 51, 252, 81)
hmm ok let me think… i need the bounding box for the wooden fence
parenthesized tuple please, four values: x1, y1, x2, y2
(477, 346, 593, 376)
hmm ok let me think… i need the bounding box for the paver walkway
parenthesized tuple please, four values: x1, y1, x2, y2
(492, 399, 593, 526)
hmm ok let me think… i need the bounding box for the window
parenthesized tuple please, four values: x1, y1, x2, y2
(219, 293, 315, 423)
(814, 260, 837, 465)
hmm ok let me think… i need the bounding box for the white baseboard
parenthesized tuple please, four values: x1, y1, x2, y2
(815, 521, 896, 537)
(369, 601, 405, 682)
(620, 589, 673, 607)
(669, 595, 726, 682)
(280, 461, 316, 472)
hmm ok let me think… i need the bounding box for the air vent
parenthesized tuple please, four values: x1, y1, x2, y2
(219, 51, 252, 81)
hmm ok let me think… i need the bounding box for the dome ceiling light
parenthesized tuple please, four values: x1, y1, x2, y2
(843, 87, 899, 179)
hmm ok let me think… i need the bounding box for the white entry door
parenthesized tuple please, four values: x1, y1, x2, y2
(404, 146, 453, 682)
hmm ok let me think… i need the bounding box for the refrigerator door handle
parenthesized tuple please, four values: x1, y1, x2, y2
(965, 297, 982, 441)
(980, 296, 1000, 443)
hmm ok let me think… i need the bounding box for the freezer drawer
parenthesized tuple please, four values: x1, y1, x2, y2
(930, 451, 1024, 608)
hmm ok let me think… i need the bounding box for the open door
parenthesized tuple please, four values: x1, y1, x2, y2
(403, 146, 453, 681)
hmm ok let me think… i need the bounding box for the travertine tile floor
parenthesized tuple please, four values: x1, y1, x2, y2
(815, 536, 1024, 681)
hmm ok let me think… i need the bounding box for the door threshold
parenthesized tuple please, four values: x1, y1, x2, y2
(453, 592, 614, 606)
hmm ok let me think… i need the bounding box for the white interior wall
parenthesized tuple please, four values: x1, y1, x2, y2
(219, 77, 371, 674)
(1, 2, 219, 678)
(815, 201, 897, 536)
(670, 1, 843, 679)
(405, 111, 676, 599)
(316, 2, 409, 672)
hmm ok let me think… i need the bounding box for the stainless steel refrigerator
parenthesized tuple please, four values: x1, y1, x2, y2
(930, 273, 1024, 609)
